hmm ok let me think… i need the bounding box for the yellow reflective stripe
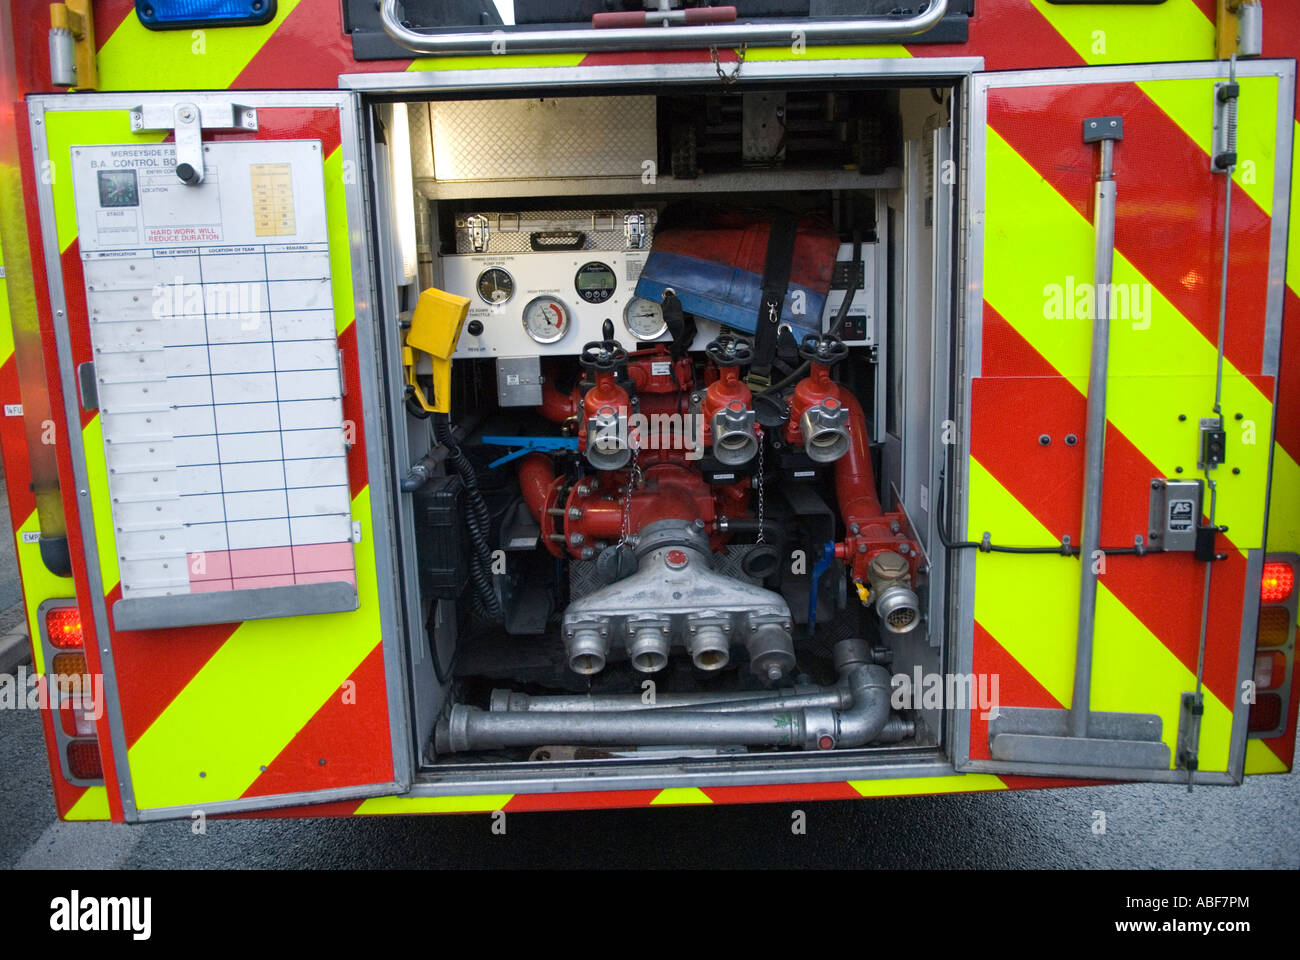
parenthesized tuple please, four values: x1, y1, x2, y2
(357, 794, 513, 814)
(323, 148, 355, 335)
(1029, 0, 1215, 65)
(80, 415, 121, 596)
(1134, 76, 1278, 216)
(127, 486, 381, 809)
(848, 773, 1007, 797)
(744, 44, 911, 62)
(983, 127, 1293, 550)
(408, 53, 585, 72)
(96, 2, 300, 92)
(65, 785, 111, 821)
(1243, 738, 1288, 775)
(0, 245, 12, 363)
(650, 787, 713, 805)
(968, 460, 1233, 771)
(14, 510, 76, 676)
(1029, 1, 1272, 211)
(44, 112, 167, 255)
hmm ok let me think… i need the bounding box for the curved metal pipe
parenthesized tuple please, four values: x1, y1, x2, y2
(380, 0, 948, 57)
(437, 662, 900, 753)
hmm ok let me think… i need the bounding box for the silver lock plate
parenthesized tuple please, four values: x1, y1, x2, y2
(1148, 478, 1203, 552)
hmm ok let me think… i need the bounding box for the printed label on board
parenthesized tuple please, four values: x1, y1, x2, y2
(20, 532, 39, 543)
(1168, 499, 1196, 532)
(251, 163, 297, 237)
(3, 404, 22, 417)
(651, 361, 671, 376)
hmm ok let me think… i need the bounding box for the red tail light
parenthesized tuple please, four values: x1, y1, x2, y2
(66, 740, 103, 780)
(45, 606, 83, 649)
(1261, 561, 1295, 603)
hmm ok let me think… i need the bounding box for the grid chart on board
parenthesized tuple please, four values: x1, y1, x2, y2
(71, 141, 356, 603)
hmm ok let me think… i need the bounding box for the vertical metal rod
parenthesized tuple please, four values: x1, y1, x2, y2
(1069, 137, 1118, 739)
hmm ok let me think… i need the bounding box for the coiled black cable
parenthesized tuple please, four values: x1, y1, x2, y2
(434, 414, 503, 621)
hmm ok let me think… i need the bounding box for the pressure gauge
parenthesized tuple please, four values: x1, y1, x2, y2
(476, 267, 514, 304)
(623, 296, 667, 340)
(522, 296, 571, 344)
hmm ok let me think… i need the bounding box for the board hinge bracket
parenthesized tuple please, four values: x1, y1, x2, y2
(128, 101, 259, 186)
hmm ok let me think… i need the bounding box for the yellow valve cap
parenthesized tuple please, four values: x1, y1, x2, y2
(408, 287, 470, 361)
(406, 287, 471, 415)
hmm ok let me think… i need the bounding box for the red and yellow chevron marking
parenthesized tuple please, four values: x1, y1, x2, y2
(1, 71, 101, 818)
(38, 105, 397, 815)
(969, 60, 1295, 776)
(4, 0, 1297, 818)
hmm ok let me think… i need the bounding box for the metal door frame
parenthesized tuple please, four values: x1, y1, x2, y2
(27, 90, 413, 820)
(950, 59, 1295, 785)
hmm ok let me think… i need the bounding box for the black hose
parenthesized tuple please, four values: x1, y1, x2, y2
(434, 414, 503, 621)
(757, 238, 861, 396)
(723, 518, 784, 538)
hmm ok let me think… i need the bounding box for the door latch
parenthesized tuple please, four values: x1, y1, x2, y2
(128, 101, 258, 185)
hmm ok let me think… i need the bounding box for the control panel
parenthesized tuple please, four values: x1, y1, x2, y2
(441, 242, 876, 358)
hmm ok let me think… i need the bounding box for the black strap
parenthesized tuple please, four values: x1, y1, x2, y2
(749, 213, 798, 383)
(660, 289, 695, 361)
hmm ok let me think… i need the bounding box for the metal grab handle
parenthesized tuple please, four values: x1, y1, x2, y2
(379, 0, 948, 57)
(1070, 116, 1124, 739)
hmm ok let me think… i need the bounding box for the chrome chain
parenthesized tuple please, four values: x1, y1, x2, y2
(618, 442, 641, 547)
(710, 43, 746, 85)
(755, 431, 766, 544)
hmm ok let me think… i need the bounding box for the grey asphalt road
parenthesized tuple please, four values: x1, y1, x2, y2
(0, 465, 1296, 869)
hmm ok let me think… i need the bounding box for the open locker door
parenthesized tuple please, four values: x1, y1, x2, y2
(952, 59, 1295, 785)
(27, 91, 410, 820)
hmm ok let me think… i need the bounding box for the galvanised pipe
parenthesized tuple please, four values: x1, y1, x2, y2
(490, 684, 847, 713)
(379, 0, 949, 58)
(436, 663, 896, 753)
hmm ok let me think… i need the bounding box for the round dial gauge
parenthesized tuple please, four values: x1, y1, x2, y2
(476, 267, 515, 304)
(522, 296, 571, 344)
(575, 261, 617, 304)
(623, 296, 668, 340)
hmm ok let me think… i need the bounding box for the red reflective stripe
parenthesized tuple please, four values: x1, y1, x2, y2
(1262, 1, 1300, 121)
(204, 107, 342, 162)
(339, 323, 369, 498)
(1276, 289, 1300, 465)
(909, 1, 1084, 71)
(95, 0, 137, 48)
(233, 2, 412, 90)
(109, 583, 234, 747)
(504, 789, 663, 812)
(972, 308, 1243, 708)
(242, 642, 392, 798)
(968, 621, 1064, 763)
(580, 49, 736, 66)
(0, 355, 36, 522)
(702, 781, 863, 804)
(988, 82, 1271, 379)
